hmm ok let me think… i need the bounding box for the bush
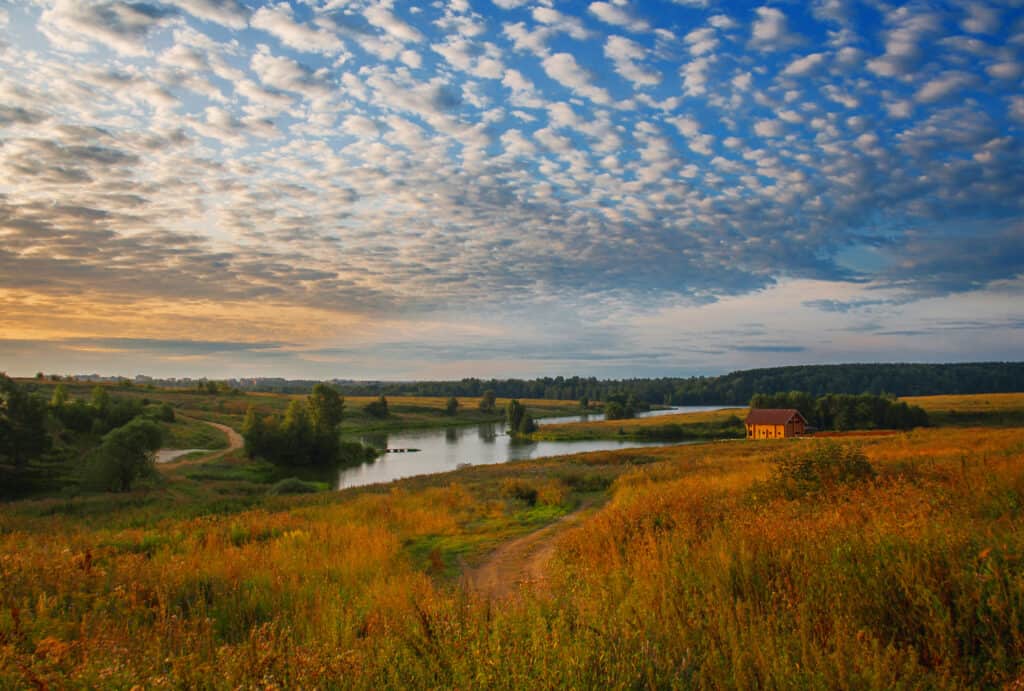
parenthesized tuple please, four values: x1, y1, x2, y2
(501, 479, 538, 506)
(267, 477, 321, 495)
(765, 441, 876, 499)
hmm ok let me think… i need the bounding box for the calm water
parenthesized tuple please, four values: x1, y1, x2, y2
(336, 405, 730, 490)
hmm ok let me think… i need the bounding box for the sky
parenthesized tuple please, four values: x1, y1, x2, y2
(0, 0, 1022, 380)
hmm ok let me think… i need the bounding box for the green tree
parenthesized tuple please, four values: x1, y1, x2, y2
(363, 395, 389, 418)
(50, 383, 68, 408)
(281, 400, 315, 464)
(308, 384, 345, 433)
(0, 374, 51, 469)
(90, 386, 111, 415)
(579, 396, 589, 410)
(241, 405, 266, 459)
(86, 418, 163, 492)
(445, 396, 459, 416)
(479, 390, 497, 413)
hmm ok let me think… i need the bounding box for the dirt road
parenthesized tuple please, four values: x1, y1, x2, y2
(463, 499, 598, 600)
(157, 419, 243, 467)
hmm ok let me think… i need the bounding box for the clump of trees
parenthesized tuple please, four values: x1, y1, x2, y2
(445, 397, 459, 416)
(478, 390, 496, 413)
(505, 400, 537, 435)
(603, 393, 645, 420)
(750, 391, 929, 430)
(363, 395, 389, 419)
(1, 374, 51, 472)
(242, 384, 376, 467)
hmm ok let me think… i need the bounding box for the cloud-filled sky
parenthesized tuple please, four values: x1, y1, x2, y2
(1, 0, 1022, 379)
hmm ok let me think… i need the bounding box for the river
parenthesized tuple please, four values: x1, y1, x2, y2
(336, 405, 730, 489)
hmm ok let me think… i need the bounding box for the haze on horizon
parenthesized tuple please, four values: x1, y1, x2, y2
(1, 0, 1022, 381)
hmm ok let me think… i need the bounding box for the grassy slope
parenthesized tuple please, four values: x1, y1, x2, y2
(3, 417, 1024, 687)
(532, 406, 748, 440)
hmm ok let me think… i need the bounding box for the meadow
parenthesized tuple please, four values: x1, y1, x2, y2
(532, 406, 748, 441)
(3, 414, 1024, 687)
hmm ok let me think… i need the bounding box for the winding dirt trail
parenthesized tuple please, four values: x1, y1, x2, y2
(157, 419, 243, 468)
(463, 498, 600, 600)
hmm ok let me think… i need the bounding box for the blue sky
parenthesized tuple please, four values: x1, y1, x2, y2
(0, 0, 1022, 379)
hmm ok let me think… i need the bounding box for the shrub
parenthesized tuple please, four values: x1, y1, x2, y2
(501, 479, 538, 506)
(766, 441, 875, 498)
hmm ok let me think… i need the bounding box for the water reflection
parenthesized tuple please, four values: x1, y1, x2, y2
(337, 406, 729, 490)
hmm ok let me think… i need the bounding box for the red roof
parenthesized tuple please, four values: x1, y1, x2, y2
(745, 408, 807, 425)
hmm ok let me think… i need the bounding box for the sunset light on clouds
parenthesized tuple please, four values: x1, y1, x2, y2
(1, 0, 1022, 378)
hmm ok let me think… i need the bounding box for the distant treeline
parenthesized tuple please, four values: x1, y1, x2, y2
(750, 392, 929, 431)
(319, 362, 1024, 405)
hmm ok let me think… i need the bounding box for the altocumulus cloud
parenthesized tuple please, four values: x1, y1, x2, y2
(0, 0, 1022, 376)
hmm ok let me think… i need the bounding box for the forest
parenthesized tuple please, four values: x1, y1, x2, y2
(319, 361, 1024, 405)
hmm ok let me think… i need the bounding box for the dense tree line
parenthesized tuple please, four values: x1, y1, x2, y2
(750, 391, 929, 431)
(242, 384, 376, 467)
(317, 362, 1024, 405)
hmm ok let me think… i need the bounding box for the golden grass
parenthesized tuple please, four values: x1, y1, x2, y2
(545, 406, 745, 432)
(901, 392, 1024, 413)
(3, 426, 1024, 687)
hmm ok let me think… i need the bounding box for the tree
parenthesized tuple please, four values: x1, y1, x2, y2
(579, 396, 589, 410)
(479, 390, 497, 413)
(505, 400, 535, 435)
(309, 384, 345, 433)
(445, 396, 459, 416)
(281, 400, 315, 465)
(0, 375, 51, 469)
(241, 405, 267, 459)
(90, 386, 110, 415)
(86, 418, 163, 492)
(50, 383, 68, 408)
(363, 395, 389, 418)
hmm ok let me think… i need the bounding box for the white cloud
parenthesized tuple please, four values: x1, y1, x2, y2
(39, 0, 176, 56)
(541, 52, 612, 105)
(961, 2, 999, 34)
(605, 35, 661, 87)
(915, 71, 976, 103)
(782, 52, 827, 76)
(365, 4, 424, 43)
(684, 28, 718, 56)
(587, 2, 650, 33)
(251, 4, 345, 55)
(533, 7, 590, 40)
(749, 7, 801, 51)
(170, 0, 249, 30)
(754, 119, 785, 137)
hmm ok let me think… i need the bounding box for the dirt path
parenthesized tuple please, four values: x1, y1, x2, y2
(463, 498, 599, 600)
(157, 419, 243, 468)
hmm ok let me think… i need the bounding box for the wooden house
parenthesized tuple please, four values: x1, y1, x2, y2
(745, 408, 807, 439)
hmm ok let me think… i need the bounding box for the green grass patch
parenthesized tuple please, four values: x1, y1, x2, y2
(162, 419, 229, 449)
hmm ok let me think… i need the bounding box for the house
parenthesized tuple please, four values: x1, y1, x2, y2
(745, 408, 808, 439)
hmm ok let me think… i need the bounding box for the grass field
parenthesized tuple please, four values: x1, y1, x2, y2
(532, 406, 748, 441)
(4, 419, 1024, 687)
(902, 393, 1024, 426)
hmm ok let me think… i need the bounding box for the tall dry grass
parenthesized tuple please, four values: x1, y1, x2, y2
(2, 427, 1023, 688)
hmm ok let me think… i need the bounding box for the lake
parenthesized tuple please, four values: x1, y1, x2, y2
(337, 405, 730, 489)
